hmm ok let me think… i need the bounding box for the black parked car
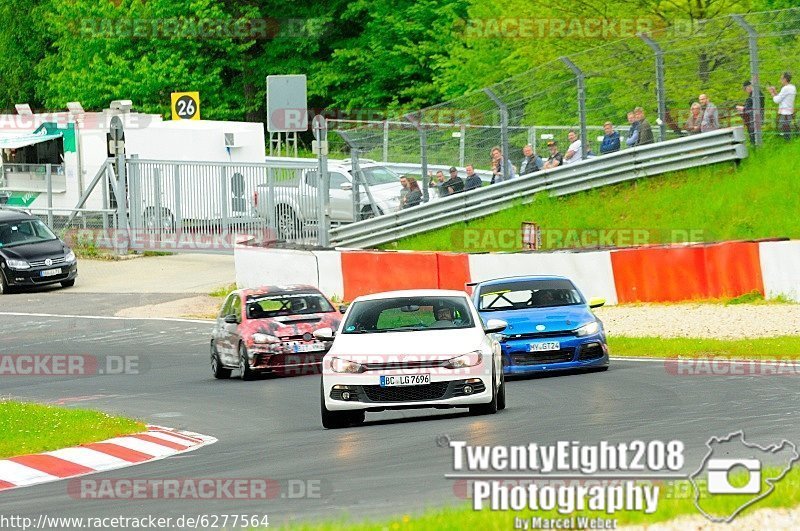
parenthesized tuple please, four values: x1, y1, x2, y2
(0, 208, 77, 294)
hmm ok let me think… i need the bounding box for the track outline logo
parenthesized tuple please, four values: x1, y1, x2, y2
(689, 430, 799, 523)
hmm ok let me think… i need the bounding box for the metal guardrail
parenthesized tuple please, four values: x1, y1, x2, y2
(329, 127, 748, 249)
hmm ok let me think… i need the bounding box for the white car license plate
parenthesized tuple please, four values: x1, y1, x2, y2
(40, 268, 62, 277)
(291, 342, 326, 353)
(380, 374, 431, 387)
(530, 341, 560, 352)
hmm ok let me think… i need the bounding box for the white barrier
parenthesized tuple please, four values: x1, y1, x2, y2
(759, 241, 800, 302)
(467, 251, 619, 305)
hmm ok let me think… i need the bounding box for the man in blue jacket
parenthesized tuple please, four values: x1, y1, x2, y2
(600, 122, 620, 154)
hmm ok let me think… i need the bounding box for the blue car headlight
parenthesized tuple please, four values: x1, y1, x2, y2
(575, 321, 600, 337)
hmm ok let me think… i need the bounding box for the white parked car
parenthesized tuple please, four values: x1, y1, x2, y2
(314, 289, 507, 429)
(255, 160, 403, 239)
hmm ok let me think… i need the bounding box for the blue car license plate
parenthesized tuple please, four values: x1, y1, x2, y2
(530, 341, 560, 352)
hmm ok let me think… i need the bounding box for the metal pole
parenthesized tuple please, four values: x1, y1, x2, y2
(733, 15, 763, 146)
(45, 164, 53, 228)
(382, 120, 389, 162)
(405, 114, 429, 202)
(639, 33, 667, 142)
(560, 57, 588, 157)
(484, 88, 510, 180)
(459, 124, 466, 167)
(313, 115, 330, 247)
(115, 146, 128, 255)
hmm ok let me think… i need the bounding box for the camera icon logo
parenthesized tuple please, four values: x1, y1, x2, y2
(690, 431, 799, 523)
(706, 458, 761, 494)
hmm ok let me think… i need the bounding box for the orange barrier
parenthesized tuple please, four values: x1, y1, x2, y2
(436, 253, 472, 292)
(704, 241, 764, 298)
(340, 251, 471, 301)
(611, 242, 764, 303)
(341, 251, 439, 300)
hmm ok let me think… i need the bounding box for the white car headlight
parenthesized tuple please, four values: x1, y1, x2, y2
(575, 321, 600, 337)
(329, 357, 365, 374)
(6, 259, 30, 270)
(252, 333, 280, 344)
(64, 250, 76, 263)
(444, 351, 483, 369)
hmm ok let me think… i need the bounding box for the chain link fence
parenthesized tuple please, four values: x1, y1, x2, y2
(327, 7, 800, 173)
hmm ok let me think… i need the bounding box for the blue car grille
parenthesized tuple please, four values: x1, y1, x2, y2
(510, 349, 575, 365)
(502, 330, 576, 341)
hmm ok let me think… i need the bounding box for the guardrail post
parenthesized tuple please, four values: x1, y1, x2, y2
(560, 57, 588, 157)
(406, 115, 430, 202)
(484, 88, 510, 180)
(313, 115, 331, 247)
(639, 33, 667, 142)
(733, 15, 763, 146)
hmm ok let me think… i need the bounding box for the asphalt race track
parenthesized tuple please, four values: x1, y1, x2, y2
(1, 296, 799, 527)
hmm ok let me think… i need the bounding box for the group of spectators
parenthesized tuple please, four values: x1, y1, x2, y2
(396, 71, 797, 208)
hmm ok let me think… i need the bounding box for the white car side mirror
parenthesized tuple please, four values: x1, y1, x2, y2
(484, 319, 507, 334)
(340, 182, 353, 191)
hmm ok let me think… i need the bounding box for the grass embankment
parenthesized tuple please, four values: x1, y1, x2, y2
(285, 466, 800, 530)
(608, 335, 800, 359)
(385, 139, 800, 252)
(0, 400, 144, 459)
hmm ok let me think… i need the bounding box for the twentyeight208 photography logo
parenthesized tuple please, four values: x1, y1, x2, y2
(690, 431, 799, 523)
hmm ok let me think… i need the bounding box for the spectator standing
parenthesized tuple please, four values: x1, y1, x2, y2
(519, 144, 540, 175)
(634, 107, 654, 146)
(768, 72, 797, 140)
(442, 166, 465, 195)
(736, 80, 765, 145)
(403, 177, 422, 208)
(429, 170, 446, 197)
(563, 130, 583, 164)
(490, 146, 515, 183)
(464, 164, 482, 191)
(542, 141, 563, 169)
(399, 175, 409, 207)
(600, 122, 620, 154)
(698, 94, 719, 132)
(625, 111, 639, 147)
(684, 102, 702, 134)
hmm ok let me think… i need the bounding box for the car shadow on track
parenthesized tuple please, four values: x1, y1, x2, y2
(505, 366, 610, 382)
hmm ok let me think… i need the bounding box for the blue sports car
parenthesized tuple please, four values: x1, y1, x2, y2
(471, 275, 609, 375)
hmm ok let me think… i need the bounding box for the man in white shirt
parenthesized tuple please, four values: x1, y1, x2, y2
(769, 72, 797, 140)
(563, 130, 582, 164)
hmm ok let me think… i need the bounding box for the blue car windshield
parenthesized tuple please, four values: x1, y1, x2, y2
(478, 279, 584, 311)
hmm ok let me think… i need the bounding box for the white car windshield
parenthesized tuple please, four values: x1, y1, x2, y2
(342, 296, 475, 333)
(360, 167, 399, 186)
(0, 219, 58, 248)
(478, 279, 584, 311)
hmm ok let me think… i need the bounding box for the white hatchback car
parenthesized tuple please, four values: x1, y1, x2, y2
(314, 290, 507, 429)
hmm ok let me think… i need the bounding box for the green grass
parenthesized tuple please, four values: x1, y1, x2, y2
(384, 139, 800, 252)
(210, 283, 237, 297)
(284, 466, 800, 530)
(608, 335, 800, 359)
(0, 400, 144, 459)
